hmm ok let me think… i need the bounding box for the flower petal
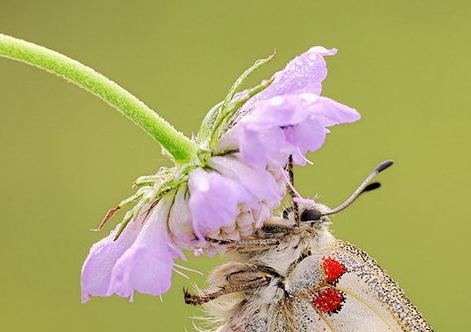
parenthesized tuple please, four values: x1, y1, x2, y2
(168, 184, 197, 248)
(238, 47, 337, 116)
(234, 93, 360, 168)
(238, 125, 287, 168)
(293, 197, 316, 205)
(188, 168, 255, 240)
(242, 96, 309, 127)
(300, 94, 361, 126)
(284, 121, 328, 166)
(209, 155, 282, 201)
(107, 195, 177, 301)
(80, 216, 143, 303)
(268, 47, 337, 96)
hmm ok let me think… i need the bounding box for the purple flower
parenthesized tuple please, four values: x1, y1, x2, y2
(81, 46, 360, 302)
(188, 168, 254, 240)
(105, 196, 180, 301)
(81, 196, 183, 302)
(81, 216, 143, 303)
(246, 46, 337, 103)
(188, 156, 284, 247)
(81, 157, 284, 302)
(220, 47, 360, 168)
(238, 94, 360, 167)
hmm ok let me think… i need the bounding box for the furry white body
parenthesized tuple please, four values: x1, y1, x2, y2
(200, 207, 433, 332)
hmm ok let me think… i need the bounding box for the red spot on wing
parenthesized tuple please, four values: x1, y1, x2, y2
(322, 257, 346, 283)
(312, 288, 345, 315)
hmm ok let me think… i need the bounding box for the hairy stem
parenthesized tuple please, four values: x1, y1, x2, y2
(0, 33, 197, 163)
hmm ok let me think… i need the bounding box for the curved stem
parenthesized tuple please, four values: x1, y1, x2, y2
(0, 33, 197, 163)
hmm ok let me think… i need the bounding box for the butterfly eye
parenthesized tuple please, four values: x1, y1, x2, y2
(300, 209, 322, 222)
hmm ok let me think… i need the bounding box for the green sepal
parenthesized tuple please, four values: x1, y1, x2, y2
(221, 53, 275, 113)
(209, 77, 274, 149)
(198, 53, 275, 149)
(109, 162, 199, 240)
(198, 101, 223, 145)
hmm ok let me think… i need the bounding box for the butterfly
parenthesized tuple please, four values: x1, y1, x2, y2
(184, 160, 434, 332)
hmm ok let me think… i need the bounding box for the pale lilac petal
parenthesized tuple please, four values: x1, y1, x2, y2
(193, 248, 204, 257)
(253, 203, 271, 228)
(284, 120, 328, 159)
(242, 96, 309, 127)
(80, 216, 143, 302)
(235, 93, 360, 167)
(199, 244, 223, 257)
(215, 125, 241, 152)
(293, 197, 316, 205)
(238, 95, 316, 167)
(108, 242, 173, 301)
(239, 47, 337, 114)
(238, 126, 287, 168)
(236, 209, 255, 229)
(188, 168, 256, 240)
(284, 95, 360, 165)
(221, 224, 240, 241)
(168, 184, 197, 248)
(209, 156, 281, 201)
(299, 94, 361, 126)
(268, 47, 337, 97)
(107, 196, 178, 300)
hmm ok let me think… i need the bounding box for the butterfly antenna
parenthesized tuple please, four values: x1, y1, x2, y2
(323, 160, 394, 216)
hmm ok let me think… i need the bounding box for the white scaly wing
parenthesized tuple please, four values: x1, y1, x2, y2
(277, 240, 433, 332)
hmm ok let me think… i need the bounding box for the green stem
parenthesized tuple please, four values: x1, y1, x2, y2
(0, 33, 197, 163)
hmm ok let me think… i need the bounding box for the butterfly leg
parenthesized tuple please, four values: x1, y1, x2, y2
(206, 237, 280, 251)
(184, 270, 273, 305)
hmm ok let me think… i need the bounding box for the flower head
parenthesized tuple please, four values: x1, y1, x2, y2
(81, 46, 360, 302)
(81, 157, 283, 301)
(219, 47, 360, 168)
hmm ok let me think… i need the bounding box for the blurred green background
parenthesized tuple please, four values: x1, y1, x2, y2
(0, 0, 469, 331)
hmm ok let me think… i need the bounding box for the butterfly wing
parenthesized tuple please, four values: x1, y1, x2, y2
(278, 240, 433, 332)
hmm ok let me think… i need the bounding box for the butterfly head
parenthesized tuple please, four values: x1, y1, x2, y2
(286, 160, 394, 228)
(299, 205, 331, 227)
(282, 203, 332, 228)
